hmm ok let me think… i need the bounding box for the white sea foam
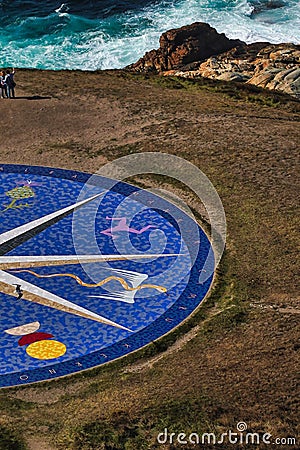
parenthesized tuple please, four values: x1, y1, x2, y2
(1, 0, 299, 70)
(55, 3, 69, 15)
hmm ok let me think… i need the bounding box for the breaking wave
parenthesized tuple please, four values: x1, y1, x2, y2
(0, 0, 299, 70)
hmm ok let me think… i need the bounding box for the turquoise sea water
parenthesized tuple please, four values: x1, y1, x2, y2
(0, 0, 299, 70)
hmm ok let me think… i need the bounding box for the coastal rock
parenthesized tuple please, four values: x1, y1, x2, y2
(249, 0, 286, 16)
(127, 24, 300, 98)
(196, 43, 300, 98)
(126, 22, 244, 72)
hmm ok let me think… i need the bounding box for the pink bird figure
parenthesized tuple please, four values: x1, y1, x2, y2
(100, 217, 157, 238)
(16, 179, 42, 187)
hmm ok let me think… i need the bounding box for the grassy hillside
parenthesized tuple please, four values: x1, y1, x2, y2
(0, 70, 299, 449)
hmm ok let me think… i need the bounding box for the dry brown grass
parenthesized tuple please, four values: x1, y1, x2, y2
(0, 69, 299, 449)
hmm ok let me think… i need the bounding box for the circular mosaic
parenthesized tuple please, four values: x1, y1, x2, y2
(0, 164, 215, 387)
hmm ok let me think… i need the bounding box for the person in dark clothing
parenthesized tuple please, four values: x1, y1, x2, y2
(13, 284, 24, 300)
(5, 69, 16, 99)
(0, 70, 8, 98)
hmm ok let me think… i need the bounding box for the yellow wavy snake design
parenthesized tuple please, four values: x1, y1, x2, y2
(11, 270, 167, 293)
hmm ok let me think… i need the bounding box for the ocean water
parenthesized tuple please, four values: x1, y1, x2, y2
(0, 0, 299, 70)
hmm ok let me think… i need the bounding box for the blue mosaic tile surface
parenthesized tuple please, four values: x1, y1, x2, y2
(0, 164, 214, 387)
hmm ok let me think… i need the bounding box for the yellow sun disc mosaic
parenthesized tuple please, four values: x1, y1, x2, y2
(0, 164, 215, 387)
(26, 340, 67, 360)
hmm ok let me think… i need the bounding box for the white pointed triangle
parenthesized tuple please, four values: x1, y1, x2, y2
(0, 270, 130, 331)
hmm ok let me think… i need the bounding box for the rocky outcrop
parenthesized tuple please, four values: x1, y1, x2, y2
(127, 23, 300, 98)
(127, 22, 244, 72)
(171, 43, 300, 98)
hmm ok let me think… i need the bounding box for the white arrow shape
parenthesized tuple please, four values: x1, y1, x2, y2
(0, 189, 180, 329)
(0, 191, 105, 255)
(0, 190, 131, 329)
(0, 270, 130, 331)
(0, 253, 180, 270)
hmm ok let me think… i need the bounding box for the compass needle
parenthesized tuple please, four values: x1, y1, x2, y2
(0, 189, 180, 328)
(0, 253, 180, 270)
(0, 165, 215, 387)
(0, 191, 105, 255)
(0, 272, 130, 331)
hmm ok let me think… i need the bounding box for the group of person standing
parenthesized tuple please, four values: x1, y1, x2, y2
(0, 69, 16, 99)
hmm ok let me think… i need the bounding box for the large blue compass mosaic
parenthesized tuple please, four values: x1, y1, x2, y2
(0, 164, 215, 387)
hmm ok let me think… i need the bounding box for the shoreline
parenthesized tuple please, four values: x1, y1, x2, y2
(5, 23, 296, 100)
